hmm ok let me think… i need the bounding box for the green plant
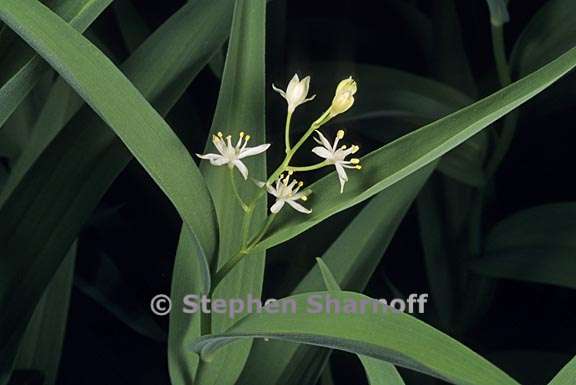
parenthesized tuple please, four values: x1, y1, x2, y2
(1, 0, 575, 384)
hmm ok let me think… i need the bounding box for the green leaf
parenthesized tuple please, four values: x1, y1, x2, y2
(14, 242, 76, 385)
(113, 0, 150, 53)
(169, 1, 266, 385)
(511, 0, 576, 78)
(361, 356, 406, 385)
(238, 167, 433, 385)
(191, 291, 520, 385)
(253, 45, 576, 252)
(471, 203, 576, 289)
(315, 258, 406, 385)
(328, 63, 486, 187)
(509, 0, 576, 115)
(549, 355, 576, 385)
(0, 0, 216, 254)
(0, 0, 113, 129)
(416, 177, 455, 330)
(0, 0, 232, 382)
(316, 258, 340, 291)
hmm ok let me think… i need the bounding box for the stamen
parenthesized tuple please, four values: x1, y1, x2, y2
(217, 132, 223, 138)
(351, 145, 359, 154)
(355, 165, 362, 170)
(245, 135, 251, 141)
(288, 170, 294, 175)
(301, 196, 308, 201)
(341, 145, 347, 150)
(337, 130, 345, 139)
(212, 134, 220, 142)
(351, 158, 360, 164)
(240, 131, 245, 138)
(298, 181, 304, 187)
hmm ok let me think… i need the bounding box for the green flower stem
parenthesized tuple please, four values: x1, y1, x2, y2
(241, 205, 254, 246)
(215, 109, 334, 289)
(248, 212, 276, 246)
(244, 108, 333, 211)
(284, 111, 293, 153)
(211, 214, 276, 292)
(286, 161, 328, 172)
(229, 167, 249, 212)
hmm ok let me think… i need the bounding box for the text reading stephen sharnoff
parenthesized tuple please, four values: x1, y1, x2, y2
(150, 293, 429, 319)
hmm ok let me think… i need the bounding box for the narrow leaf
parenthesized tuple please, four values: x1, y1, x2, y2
(191, 291, 520, 385)
(254, 45, 576, 252)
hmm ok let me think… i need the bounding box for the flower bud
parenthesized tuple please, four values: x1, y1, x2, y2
(329, 77, 357, 117)
(272, 74, 316, 113)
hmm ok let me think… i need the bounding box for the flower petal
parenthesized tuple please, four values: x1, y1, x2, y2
(196, 153, 228, 166)
(286, 73, 300, 96)
(238, 143, 271, 159)
(233, 160, 249, 179)
(287, 199, 312, 214)
(315, 130, 332, 149)
(272, 83, 286, 98)
(335, 163, 348, 193)
(270, 199, 285, 214)
(312, 146, 332, 159)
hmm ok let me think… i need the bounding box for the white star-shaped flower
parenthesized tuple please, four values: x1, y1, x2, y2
(312, 130, 361, 193)
(272, 74, 316, 113)
(260, 173, 312, 214)
(196, 132, 270, 179)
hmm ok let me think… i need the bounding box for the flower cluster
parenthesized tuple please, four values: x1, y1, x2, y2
(196, 74, 360, 215)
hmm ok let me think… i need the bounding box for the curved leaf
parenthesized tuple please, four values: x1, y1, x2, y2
(169, 1, 266, 385)
(549, 355, 576, 385)
(316, 259, 406, 385)
(253, 45, 576, 252)
(0, 0, 113, 129)
(472, 203, 576, 289)
(0, 0, 232, 381)
(191, 291, 520, 385)
(238, 166, 433, 385)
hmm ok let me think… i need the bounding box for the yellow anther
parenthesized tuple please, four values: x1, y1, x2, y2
(301, 196, 308, 201)
(351, 145, 359, 154)
(217, 132, 223, 137)
(288, 170, 294, 175)
(298, 181, 304, 187)
(337, 130, 345, 139)
(355, 165, 362, 170)
(212, 134, 220, 142)
(341, 145, 347, 150)
(351, 158, 360, 165)
(239, 131, 245, 137)
(245, 135, 251, 141)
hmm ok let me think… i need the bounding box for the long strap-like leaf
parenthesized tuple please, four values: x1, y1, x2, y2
(548, 355, 576, 385)
(0, 0, 113, 129)
(316, 258, 406, 385)
(191, 291, 520, 385)
(169, 1, 267, 385)
(255, 45, 576, 251)
(0, 0, 232, 382)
